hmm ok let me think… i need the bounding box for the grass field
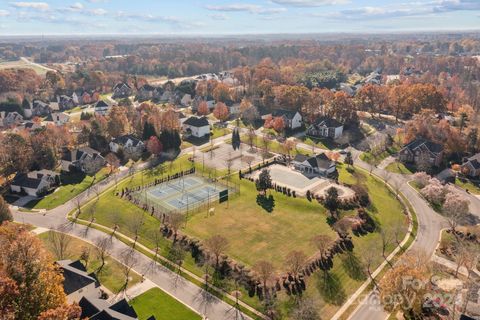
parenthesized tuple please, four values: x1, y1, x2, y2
(130, 288, 201, 320)
(385, 161, 413, 174)
(77, 154, 408, 318)
(239, 134, 309, 157)
(39, 231, 141, 293)
(360, 145, 400, 166)
(25, 168, 110, 210)
(0, 59, 48, 75)
(455, 177, 480, 195)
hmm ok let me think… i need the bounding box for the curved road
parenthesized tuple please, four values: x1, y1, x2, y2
(12, 136, 253, 320)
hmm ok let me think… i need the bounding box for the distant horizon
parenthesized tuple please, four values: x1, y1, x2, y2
(0, 0, 479, 36)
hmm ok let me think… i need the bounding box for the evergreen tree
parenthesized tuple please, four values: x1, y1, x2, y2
(142, 122, 156, 141)
(231, 127, 241, 150)
(467, 128, 478, 154)
(256, 169, 272, 195)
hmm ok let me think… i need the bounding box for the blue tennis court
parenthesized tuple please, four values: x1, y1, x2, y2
(136, 176, 228, 212)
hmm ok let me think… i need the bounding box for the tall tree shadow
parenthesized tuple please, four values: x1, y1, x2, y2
(316, 271, 346, 306)
(341, 252, 367, 281)
(256, 194, 275, 213)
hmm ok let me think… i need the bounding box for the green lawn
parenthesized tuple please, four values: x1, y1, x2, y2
(130, 288, 201, 320)
(211, 127, 232, 139)
(385, 161, 413, 175)
(39, 231, 141, 293)
(239, 135, 309, 157)
(25, 168, 110, 210)
(360, 145, 399, 166)
(76, 155, 408, 319)
(184, 178, 336, 270)
(455, 177, 480, 195)
(300, 136, 333, 150)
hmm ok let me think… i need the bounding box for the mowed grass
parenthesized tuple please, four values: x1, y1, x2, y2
(385, 161, 413, 174)
(455, 177, 480, 195)
(26, 168, 110, 210)
(39, 231, 142, 293)
(0, 59, 48, 75)
(300, 163, 408, 318)
(130, 288, 201, 320)
(184, 177, 336, 269)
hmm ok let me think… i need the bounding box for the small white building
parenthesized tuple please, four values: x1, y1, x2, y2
(292, 153, 336, 177)
(180, 94, 192, 107)
(182, 116, 210, 138)
(307, 117, 344, 139)
(47, 112, 70, 126)
(10, 170, 59, 197)
(94, 100, 110, 116)
(270, 109, 303, 130)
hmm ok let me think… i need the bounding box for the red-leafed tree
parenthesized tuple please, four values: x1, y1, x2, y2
(272, 116, 285, 134)
(146, 136, 163, 157)
(197, 101, 210, 116)
(213, 102, 229, 122)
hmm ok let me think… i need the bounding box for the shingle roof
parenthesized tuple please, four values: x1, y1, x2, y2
(95, 100, 110, 108)
(11, 170, 57, 189)
(404, 138, 443, 155)
(183, 116, 209, 127)
(57, 260, 96, 295)
(294, 153, 334, 170)
(79, 297, 137, 320)
(112, 134, 143, 147)
(272, 109, 300, 120)
(313, 117, 343, 128)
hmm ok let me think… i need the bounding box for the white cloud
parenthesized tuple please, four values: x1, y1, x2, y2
(205, 4, 286, 15)
(70, 2, 84, 10)
(90, 8, 107, 16)
(0, 10, 10, 16)
(270, 0, 349, 6)
(209, 13, 229, 20)
(10, 2, 49, 11)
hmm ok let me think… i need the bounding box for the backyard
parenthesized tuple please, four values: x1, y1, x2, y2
(130, 288, 201, 320)
(25, 168, 110, 210)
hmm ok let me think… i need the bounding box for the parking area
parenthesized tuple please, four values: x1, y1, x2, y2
(196, 142, 263, 171)
(249, 164, 354, 198)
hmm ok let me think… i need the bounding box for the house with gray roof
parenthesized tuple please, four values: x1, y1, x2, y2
(109, 134, 145, 159)
(270, 109, 302, 130)
(10, 169, 59, 197)
(61, 146, 106, 174)
(307, 117, 344, 139)
(292, 153, 336, 177)
(462, 153, 480, 178)
(398, 138, 444, 168)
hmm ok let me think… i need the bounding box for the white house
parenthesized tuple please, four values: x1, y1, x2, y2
(94, 100, 110, 116)
(306, 117, 344, 139)
(228, 103, 241, 115)
(292, 153, 336, 177)
(182, 116, 210, 138)
(47, 112, 70, 126)
(270, 109, 303, 130)
(10, 170, 59, 197)
(109, 134, 145, 158)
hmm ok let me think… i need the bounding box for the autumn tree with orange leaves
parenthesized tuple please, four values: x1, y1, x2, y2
(213, 102, 229, 122)
(0, 223, 81, 320)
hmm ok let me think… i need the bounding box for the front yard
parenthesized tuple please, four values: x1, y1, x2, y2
(39, 231, 142, 293)
(130, 288, 202, 320)
(25, 168, 110, 210)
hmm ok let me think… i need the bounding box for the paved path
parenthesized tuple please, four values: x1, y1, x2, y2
(12, 134, 255, 320)
(344, 148, 448, 320)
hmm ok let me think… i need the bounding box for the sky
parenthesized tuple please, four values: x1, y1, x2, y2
(0, 0, 479, 35)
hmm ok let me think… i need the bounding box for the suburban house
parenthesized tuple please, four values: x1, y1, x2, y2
(47, 112, 70, 126)
(306, 117, 344, 139)
(159, 90, 174, 103)
(57, 95, 77, 110)
(109, 134, 145, 159)
(137, 84, 161, 101)
(292, 153, 336, 177)
(462, 153, 480, 177)
(10, 169, 59, 197)
(57, 260, 98, 303)
(1, 111, 24, 127)
(58, 260, 142, 320)
(112, 82, 132, 99)
(398, 138, 444, 167)
(269, 109, 303, 130)
(61, 146, 106, 175)
(182, 116, 210, 138)
(24, 100, 51, 118)
(227, 103, 241, 115)
(21, 121, 44, 132)
(94, 100, 111, 116)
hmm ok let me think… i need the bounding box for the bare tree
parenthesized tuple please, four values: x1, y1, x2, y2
(290, 298, 319, 320)
(80, 246, 91, 269)
(253, 260, 275, 301)
(169, 212, 185, 243)
(284, 250, 307, 279)
(380, 230, 393, 267)
(209, 139, 215, 160)
(47, 226, 72, 260)
(261, 135, 272, 163)
(362, 250, 378, 288)
(311, 234, 333, 260)
(204, 235, 229, 271)
(94, 236, 112, 274)
(247, 126, 257, 152)
(130, 211, 144, 248)
(119, 248, 138, 296)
